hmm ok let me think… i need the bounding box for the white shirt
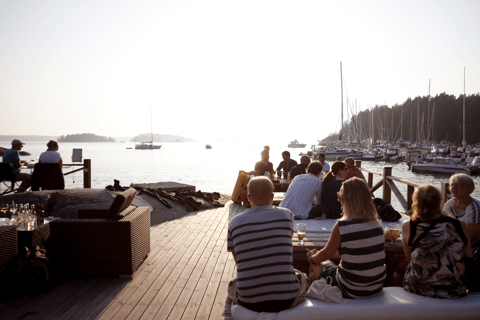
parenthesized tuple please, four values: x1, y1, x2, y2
(443, 198, 480, 224)
(39, 150, 62, 164)
(321, 161, 330, 172)
(279, 173, 323, 220)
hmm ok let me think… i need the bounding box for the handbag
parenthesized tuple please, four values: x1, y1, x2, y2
(306, 276, 344, 303)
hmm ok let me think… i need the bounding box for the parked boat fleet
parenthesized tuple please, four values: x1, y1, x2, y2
(298, 139, 480, 175)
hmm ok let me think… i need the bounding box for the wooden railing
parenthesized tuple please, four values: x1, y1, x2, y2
(354, 160, 451, 213)
(62, 159, 91, 188)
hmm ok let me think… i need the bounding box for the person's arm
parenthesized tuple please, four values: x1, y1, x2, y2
(59, 159, 63, 171)
(402, 220, 411, 261)
(307, 223, 341, 264)
(467, 223, 480, 244)
(314, 182, 322, 205)
(460, 221, 473, 258)
(231, 251, 237, 264)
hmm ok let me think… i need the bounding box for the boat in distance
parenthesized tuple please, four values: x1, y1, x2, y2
(205, 144, 212, 149)
(410, 157, 470, 174)
(288, 139, 307, 148)
(135, 142, 161, 150)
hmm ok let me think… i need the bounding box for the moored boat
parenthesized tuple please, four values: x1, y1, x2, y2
(410, 157, 470, 175)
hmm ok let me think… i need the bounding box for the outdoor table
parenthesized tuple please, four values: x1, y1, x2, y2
(17, 223, 50, 258)
(292, 231, 404, 286)
(272, 180, 290, 192)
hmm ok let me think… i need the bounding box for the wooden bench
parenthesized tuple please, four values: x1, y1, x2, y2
(231, 287, 480, 320)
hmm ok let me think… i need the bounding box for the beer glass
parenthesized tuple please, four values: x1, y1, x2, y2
(389, 223, 400, 243)
(297, 223, 306, 246)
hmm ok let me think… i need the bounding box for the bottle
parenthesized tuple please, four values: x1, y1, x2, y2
(37, 204, 44, 226)
(287, 172, 291, 183)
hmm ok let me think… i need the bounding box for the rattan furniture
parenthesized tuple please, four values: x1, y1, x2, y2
(0, 225, 18, 273)
(49, 188, 150, 278)
(17, 223, 50, 258)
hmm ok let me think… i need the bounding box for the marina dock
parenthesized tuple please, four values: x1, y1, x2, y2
(0, 202, 248, 320)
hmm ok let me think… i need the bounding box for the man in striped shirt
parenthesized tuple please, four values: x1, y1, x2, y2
(228, 177, 299, 312)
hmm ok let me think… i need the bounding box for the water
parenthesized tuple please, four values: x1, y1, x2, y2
(2, 140, 480, 212)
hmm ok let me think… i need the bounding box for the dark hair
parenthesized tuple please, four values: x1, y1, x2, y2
(47, 140, 59, 149)
(307, 161, 323, 175)
(282, 151, 291, 157)
(323, 161, 346, 183)
(344, 157, 354, 165)
(412, 185, 444, 223)
(318, 153, 326, 159)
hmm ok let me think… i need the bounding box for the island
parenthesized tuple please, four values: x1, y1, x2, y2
(58, 133, 116, 142)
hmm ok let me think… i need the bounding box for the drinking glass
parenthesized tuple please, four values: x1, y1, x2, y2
(0, 204, 8, 217)
(388, 223, 400, 243)
(297, 223, 306, 246)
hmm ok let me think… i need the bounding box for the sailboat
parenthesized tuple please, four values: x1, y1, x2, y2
(135, 109, 161, 150)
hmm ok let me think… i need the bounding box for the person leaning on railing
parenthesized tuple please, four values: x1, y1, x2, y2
(402, 185, 473, 299)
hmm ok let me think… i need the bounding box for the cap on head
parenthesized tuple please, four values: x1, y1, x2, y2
(11, 139, 25, 146)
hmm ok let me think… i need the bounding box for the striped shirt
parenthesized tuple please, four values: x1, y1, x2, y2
(336, 219, 386, 299)
(227, 205, 299, 304)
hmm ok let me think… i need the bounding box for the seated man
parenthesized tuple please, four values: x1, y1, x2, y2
(227, 177, 299, 313)
(2, 139, 31, 193)
(318, 153, 330, 173)
(254, 149, 274, 176)
(289, 155, 311, 180)
(280, 161, 323, 220)
(345, 157, 365, 181)
(276, 151, 297, 179)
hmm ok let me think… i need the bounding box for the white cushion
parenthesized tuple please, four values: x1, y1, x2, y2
(231, 287, 480, 320)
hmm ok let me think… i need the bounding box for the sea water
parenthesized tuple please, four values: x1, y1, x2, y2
(2, 140, 480, 212)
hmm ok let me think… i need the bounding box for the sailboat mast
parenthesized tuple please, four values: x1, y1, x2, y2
(427, 79, 431, 141)
(340, 62, 344, 141)
(401, 109, 403, 140)
(463, 67, 466, 148)
(150, 108, 153, 143)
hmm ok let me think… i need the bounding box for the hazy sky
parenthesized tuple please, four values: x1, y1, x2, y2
(1, 0, 479, 142)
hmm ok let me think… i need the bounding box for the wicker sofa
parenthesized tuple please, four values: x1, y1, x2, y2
(49, 188, 150, 278)
(0, 225, 18, 274)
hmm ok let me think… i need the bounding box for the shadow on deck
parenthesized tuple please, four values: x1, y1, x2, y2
(0, 202, 247, 320)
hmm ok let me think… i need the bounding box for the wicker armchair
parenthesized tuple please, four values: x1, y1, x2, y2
(49, 188, 150, 278)
(0, 225, 18, 274)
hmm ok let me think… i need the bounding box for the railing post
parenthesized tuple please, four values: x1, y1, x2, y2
(383, 166, 392, 204)
(83, 159, 91, 188)
(368, 173, 373, 189)
(441, 182, 450, 208)
(407, 185, 414, 212)
(336, 156, 342, 161)
(355, 160, 362, 168)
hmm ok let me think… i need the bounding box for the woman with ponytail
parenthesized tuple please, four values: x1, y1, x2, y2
(320, 161, 347, 219)
(402, 185, 473, 298)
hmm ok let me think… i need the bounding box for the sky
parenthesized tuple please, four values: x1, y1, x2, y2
(1, 0, 479, 143)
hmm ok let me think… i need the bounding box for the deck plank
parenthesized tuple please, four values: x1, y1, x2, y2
(138, 208, 225, 320)
(97, 209, 215, 320)
(0, 202, 245, 320)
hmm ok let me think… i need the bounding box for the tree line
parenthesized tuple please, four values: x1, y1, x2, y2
(324, 93, 480, 145)
(58, 133, 115, 142)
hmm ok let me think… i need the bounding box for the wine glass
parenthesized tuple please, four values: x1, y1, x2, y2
(297, 223, 306, 246)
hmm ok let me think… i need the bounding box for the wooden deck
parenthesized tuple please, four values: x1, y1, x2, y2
(0, 202, 248, 320)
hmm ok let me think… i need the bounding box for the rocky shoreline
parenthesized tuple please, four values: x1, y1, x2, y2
(0, 188, 231, 226)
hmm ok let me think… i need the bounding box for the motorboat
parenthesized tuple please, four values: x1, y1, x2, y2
(362, 149, 383, 161)
(323, 148, 363, 161)
(410, 157, 470, 175)
(383, 148, 404, 161)
(205, 144, 212, 149)
(288, 139, 307, 148)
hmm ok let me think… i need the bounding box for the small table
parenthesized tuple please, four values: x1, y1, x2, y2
(291, 233, 404, 286)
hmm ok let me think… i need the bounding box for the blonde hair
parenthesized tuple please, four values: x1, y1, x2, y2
(340, 177, 378, 222)
(412, 185, 444, 223)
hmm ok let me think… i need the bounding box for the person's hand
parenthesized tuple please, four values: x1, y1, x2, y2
(306, 248, 318, 264)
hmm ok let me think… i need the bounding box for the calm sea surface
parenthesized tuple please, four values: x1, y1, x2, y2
(2, 140, 480, 212)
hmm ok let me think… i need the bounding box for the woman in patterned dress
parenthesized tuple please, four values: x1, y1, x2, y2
(402, 185, 473, 298)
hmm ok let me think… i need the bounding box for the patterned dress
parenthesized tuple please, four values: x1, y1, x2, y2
(403, 216, 468, 299)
